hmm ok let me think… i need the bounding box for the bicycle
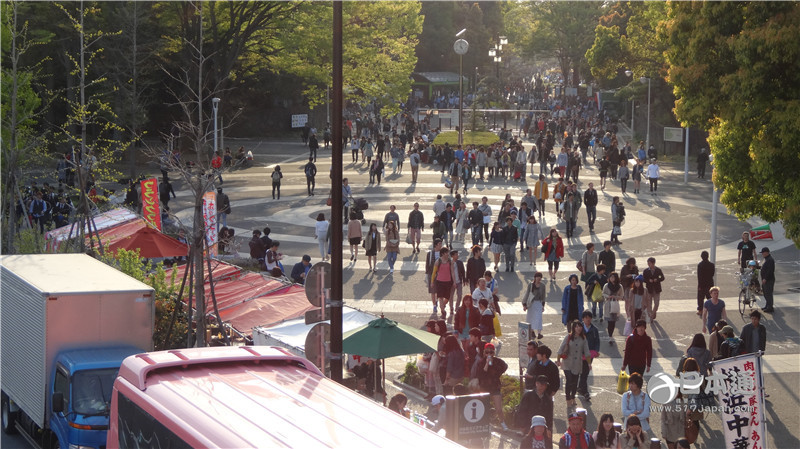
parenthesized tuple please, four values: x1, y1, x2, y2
(735, 272, 763, 318)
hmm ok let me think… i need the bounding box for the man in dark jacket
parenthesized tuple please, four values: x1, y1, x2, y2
(532, 345, 561, 398)
(516, 375, 554, 431)
(642, 257, 665, 320)
(696, 251, 715, 315)
(621, 320, 653, 375)
(578, 311, 600, 402)
(740, 310, 767, 354)
(290, 255, 312, 284)
(478, 342, 509, 430)
(583, 182, 598, 232)
(760, 247, 775, 313)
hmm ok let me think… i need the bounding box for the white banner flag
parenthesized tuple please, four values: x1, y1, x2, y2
(711, 353, 766, 449)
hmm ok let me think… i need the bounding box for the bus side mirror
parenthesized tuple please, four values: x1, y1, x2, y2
(52, 392, 64, 413)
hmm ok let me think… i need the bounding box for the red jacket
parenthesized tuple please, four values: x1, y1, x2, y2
(211, 156, 223, 169)
(542, 236, 564, 259)
(622, 332, 653, 369)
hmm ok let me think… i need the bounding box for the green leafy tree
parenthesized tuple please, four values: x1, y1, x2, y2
(505, 1, 604, 87)
(1, 1, 50, 253)
(54, 1, 133, 253)
(270, 1, 423, 115)
(665, 1, 800, 246)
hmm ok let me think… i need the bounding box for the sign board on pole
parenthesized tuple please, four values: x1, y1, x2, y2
(291, 114, 309, 128)
(304, 262, 331, 307)
(140, 178, 161, 230)
(710, 353, 766, 449)
(444, 393, 490, 443)
(565, 87, 578, 97)
(202, 191, 217, 257)
(518, 322, 531, 368)
(663, 127, 684, 142)
(305, 322, 331, 377)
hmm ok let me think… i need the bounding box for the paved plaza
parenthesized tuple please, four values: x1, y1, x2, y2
(169, 137, 799, 448)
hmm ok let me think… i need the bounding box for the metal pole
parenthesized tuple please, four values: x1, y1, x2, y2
(645, 78, 651, 153)
(458, 54, 463, 146)
(631, 100, 634, 138)
(330, 0, 344, 384)
(710, 185, 719, 265)
(684, 127, 690, 184)
(212, 99, 219, 156)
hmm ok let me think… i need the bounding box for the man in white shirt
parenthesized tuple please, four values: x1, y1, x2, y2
(433, 194, 446, 217)
(646, 158, 660, 195)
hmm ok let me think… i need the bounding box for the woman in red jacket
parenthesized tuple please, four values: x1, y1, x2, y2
(541, 228, 565, 281)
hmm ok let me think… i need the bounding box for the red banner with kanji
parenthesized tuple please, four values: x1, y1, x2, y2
(140, 177, 161, 230)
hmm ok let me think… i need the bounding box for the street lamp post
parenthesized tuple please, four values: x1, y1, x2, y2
(640, 76, 651, 153)
(454, 29, 468, 146)
(212, 97, 220, 157)
(624, 70, 635, 142)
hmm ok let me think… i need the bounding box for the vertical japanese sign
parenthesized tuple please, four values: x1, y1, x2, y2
(140, 178, 161, 230)
(713, 353, 766, 449)
(202, 191, 217, 257)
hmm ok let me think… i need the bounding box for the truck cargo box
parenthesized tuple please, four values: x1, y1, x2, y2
(1, 254, 154, 428)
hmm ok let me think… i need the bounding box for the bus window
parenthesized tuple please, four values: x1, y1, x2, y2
(116, 393, 190, 449)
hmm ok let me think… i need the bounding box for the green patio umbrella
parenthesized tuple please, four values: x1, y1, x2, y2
(342, 316, 440, 359)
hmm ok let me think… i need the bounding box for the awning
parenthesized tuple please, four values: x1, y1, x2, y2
(165, 261, 314, 337)
(45, 208, 138, 252)
(93, 219, 188, 259)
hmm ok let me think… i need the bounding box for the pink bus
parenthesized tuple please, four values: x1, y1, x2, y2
(107, 346, 462, 448)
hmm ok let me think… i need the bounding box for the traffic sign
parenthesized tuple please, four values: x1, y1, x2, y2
(305, 322, 331, 376)
(304, 262, 331, 307)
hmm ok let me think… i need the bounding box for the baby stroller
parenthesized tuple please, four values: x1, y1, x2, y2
(349, 197, 368, 224)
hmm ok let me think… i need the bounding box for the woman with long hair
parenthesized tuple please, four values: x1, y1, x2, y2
(489, 221, 505, 271)
(346, 212, 361, 262)
(603, 272, 624, 341)
(363, 223, 381, 272)
(541, 228, 564, 280)
(387, 393, 408, 417)
(593, 413, 621, 449)
(625, 275, 649, 325)
(443, 334, 465, 394)
(682, 334, 711, 376)
(384, 221, 400, 274)
(523, 215, 543, 266)
(556, 320, 592, 408)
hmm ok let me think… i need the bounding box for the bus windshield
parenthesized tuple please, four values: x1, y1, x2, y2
(73, 368, 118, 415)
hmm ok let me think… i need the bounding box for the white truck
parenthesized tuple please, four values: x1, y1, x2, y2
(1, 254, 154, 449)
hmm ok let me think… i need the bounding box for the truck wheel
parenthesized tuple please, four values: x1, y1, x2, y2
(1, 391, 18, 434)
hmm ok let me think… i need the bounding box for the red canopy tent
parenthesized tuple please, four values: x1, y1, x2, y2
(165, 261, 314, 337)
(90, 218, 188, 258)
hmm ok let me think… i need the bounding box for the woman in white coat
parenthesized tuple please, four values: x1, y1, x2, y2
(522, 272, 547, 340)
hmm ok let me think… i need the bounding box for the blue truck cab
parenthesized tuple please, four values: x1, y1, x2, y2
(48, 346, 144, 449)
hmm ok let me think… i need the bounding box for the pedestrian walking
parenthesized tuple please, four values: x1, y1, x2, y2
(316, 213, 330, 261)
(466, 245, 486, 292)
(697, 148, 709, 179)
(303, 158, 317, 196)
(577, 311, 600, 402)
(216, 187, 231, 231)
(561, 275, 585, 330)
(621, 320, 653, 377)
(489, 222, 504, 272)
(642, 257, 665, 320)
(408, 202, 424, 253)
(759, 247, 775, 313)
(308, 133, 319, 162)
(646, 158, 660, 194)
(364, 223, 381, 272)
(696, 251, 715, 315)
(522, 272, 547, 340)
(632, 159, 644, 194)
(556, 320, 592, 409)
(270, 165, 282, 199)
(523, 216, 543, 266)
(702, 286, 728, 334)
(384, 221, 400, 274)
(431, 247, 456, 319)
(602, 270, 623, 342)
(347, 213, 362, 262)
(542, 228, 564, 280)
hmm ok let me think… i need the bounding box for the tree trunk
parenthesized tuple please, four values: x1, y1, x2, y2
(192, 180, 207, 347)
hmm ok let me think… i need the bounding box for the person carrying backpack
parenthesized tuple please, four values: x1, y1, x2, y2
(303, 158, 317, 196)
(718, 326, 744, 359)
